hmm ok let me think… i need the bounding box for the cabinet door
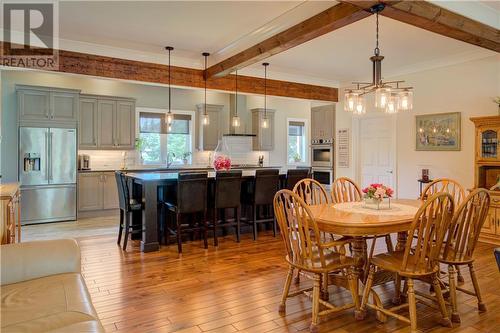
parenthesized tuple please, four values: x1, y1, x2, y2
(311, 108, 323, 140)
(116, 100, 135, 149)
(202, 110, 221, 150)
(102, 172, 119, 209)
(79, 98, 98, 149)
(50, 91, 78, 122)
(482, 207, 497, 235)
(18, 89, 50, 121)
(478, 128, 500, 161)
(323, 109, 334, 139)
(78, 173, 103, 211)
(98, 99, 116, 149)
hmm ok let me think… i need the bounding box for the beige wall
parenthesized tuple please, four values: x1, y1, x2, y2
(336, 55, 500, 198)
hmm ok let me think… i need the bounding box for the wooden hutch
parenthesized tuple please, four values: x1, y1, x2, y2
(471, 116, 500, 245)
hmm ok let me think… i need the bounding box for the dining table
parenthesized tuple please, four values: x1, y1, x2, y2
(307, 199, 423, 320)
(125, 169, 289, 252)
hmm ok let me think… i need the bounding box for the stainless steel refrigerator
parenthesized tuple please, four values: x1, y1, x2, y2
(19, 127, 77, 224)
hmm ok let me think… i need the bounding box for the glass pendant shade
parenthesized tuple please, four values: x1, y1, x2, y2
(375, 87, 391, 109)
(262, 116, 269, 129)
(231, 115, 240, 128)
(398, 89, 413, 111)
(166, 112, 173, 125)
(353, 95, 366, 115)
(344, 91, 358, 112)
(385, 95, 398, 114)
(202, 113, 210, 126)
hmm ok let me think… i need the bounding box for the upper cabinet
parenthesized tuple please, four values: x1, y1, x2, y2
(17, 85, 80, 125)
(80, 95, 136, 150)
(251, 108, 275, 151)
(196, 104, 223, 151)
(471, 116, 500, 163)
(311, 105, 335, 141)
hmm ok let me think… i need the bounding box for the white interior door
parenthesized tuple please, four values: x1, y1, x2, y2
(357, 116, 396, 193)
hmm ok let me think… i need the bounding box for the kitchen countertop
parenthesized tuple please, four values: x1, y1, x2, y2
(78, 165, 302, 173)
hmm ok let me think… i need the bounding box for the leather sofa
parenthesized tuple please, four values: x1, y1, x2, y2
(1, 239, 104, 333)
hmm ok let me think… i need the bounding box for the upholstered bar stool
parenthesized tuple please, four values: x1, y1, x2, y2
(163, 172, 209, 254)
(115, 171, 143, 251)
(210, 170, 242, 246)
(241, 169, 280, 240)
(285, 168, 310, 190)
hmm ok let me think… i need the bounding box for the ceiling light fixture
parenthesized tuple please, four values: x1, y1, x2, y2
(262, 62, 269, 129)
(165, 46, 174, 126)
(202, 52, 210, 126)
(344, 3, 413, 115)
(232, 70, 241, 128)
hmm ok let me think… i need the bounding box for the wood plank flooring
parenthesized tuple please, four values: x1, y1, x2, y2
(23, 218, 500, 333)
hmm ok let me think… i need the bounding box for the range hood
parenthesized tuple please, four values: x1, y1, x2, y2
(226, 94, 255, 136)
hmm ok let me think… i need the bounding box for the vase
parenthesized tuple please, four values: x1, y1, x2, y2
(363, 197, 391, 210)
(213, 139, 232, 171)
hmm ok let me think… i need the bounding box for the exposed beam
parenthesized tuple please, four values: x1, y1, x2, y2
(343, 1, 500, 53)
(0, 42, 338, 102)
(205, 2, 370, 78)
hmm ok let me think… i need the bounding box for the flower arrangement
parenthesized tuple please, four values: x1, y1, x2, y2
(213, 155, 232, 171)
(362, 183, 394, 201)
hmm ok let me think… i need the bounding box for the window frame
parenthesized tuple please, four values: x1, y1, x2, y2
(136, 107, 196, 166)
(286, 117, 309, 166)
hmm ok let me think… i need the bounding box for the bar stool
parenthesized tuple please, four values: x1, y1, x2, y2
(285, 168, 310, 190)
(115, 171, 143, 251)
(210, 170, 242, 246)
(241, 169, 280, 240)
(163, 172, 208, 254)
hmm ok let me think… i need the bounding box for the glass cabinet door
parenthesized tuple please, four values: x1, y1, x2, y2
(481, 129, 498, 159)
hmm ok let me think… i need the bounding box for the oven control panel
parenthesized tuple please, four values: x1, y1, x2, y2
(311, 138, 333, 144)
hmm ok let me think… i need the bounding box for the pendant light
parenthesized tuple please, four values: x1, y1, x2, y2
(232, 70, 241, 128)
(202, 52, 210, 126)
(343, 4, 413, 115)
(262, 62, 269, 129)
(165, 46, 174, 126)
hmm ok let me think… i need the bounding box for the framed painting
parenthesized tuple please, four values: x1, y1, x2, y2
(415, 112, 461, 151)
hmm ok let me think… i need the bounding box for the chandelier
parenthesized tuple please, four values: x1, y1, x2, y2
(344, 4, 413, 115)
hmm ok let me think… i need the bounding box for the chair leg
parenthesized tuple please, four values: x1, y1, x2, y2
(272, 213, 277, 237)
(213, 208, 218, 247)
(321, 272, 329, 301)
(392, 273, 402, 305)
(294, 270, 301, 285)
(123, 212, 131, 251)
(176, 213, 182, 254)
(456, 265, 465, 285)
(407, 278, 418, 333)
(279, 266, 294, 314)
(469, 263, 487, 312)
(448, 264, 460, 323)
(252, 204, 258, 241)
(432, 273, 452, 327)
(310, 274, 321, 333)
(357, 265, 374, 320)
(347, 267, 360, 312)
(117, 209, 124, 245)
(235, 207, 241, 243)
(203, 212, 208, 250)
(385, 234, 394, 252)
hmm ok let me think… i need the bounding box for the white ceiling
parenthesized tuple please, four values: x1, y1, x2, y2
(51, 1, 499, 86)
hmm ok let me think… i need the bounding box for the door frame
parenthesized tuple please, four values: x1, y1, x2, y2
(353, 114, 398, 197)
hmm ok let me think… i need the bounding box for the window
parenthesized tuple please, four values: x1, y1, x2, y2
(139, 112, 192, 165)
(288, 120, 307, 164)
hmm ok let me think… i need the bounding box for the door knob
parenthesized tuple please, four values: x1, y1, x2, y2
(387, 170, 393, 174)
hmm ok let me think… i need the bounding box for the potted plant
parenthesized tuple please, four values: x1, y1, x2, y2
(293, 153, 302, 163)
(494, 96, 500, 115)
(134, 138, 144, 163)
(182, 152, 192, 165)
(362, 183, 394, 210)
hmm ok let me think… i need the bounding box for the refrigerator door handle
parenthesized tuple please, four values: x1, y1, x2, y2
(49, 131, 54, 181)
(45, 131, 49, 181)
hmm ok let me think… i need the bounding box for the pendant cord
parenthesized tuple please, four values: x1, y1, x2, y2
(168, 48, 171, 114)
(374, 12, 380, 56)
(204, 54, 207, 116)
(264, 64, 267, 118)
(235, 70, 238, 116)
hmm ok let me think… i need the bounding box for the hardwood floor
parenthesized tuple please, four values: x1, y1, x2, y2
(23, 217, 499, 333)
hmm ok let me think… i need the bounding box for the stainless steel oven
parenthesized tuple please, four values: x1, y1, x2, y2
(312, 168, 333, 185)
(311, 144, 334, 168)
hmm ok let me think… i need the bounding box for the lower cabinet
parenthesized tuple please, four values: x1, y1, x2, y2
(78, 172, 118, 212)
(480, 195, 500, 245)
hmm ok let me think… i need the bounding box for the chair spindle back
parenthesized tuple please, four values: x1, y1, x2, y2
(331, 177, 363, 203)
(421, 178, 465, 208)
(292, 178, 329, 205)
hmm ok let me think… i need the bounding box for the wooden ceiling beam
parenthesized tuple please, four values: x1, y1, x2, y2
(0, 42, 338, 102)
(205, 2, 370, 78)
(343, 1, 500, 53)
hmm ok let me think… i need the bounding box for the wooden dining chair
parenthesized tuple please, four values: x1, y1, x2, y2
(330, 177, 363, 203)
(439, 188, 490, 323)
(293, 178, 330, 205)
(273, 189, 359, 333)
(359, 192, 454, 333)
(421, 178, 467, 283)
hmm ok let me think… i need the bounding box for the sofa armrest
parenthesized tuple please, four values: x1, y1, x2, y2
(1, 239, 81, 285)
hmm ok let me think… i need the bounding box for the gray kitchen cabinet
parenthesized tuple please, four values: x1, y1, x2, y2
(17, 85, 79, 125)
(79, 97, 98, 149)
(78, 172, 118, 211)
(251, 108, 275, 151)
(196, 104, 223, 151)
(81, 95, 136, 150)
(311, 105, 335, 140)
(78, 173, 103, 211)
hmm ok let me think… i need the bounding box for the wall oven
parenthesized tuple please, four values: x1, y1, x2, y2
(312, 168, 333, 185)
(311, 144, 334, 168)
